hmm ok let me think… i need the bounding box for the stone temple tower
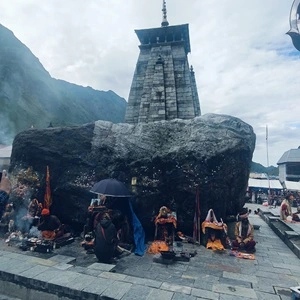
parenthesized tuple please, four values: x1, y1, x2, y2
(125, 0, 201, 124)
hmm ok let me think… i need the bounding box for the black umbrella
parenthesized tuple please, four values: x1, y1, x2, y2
(90, 178, 132, 197)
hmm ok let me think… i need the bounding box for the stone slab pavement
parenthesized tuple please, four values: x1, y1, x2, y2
(0, 204, 300, 299)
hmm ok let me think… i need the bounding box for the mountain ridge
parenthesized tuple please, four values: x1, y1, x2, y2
(0, 23, 127, 145)
(251, 161, 278, 176)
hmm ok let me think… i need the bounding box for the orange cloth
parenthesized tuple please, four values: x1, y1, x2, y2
(147, 240, 169, 254)
(206, 238, 225, 251)
(230, 250, 255, 260)
(155, 216, 177, 228)
(41, 230, 56, 240)
(201, 221, 227, 234)
(44, 166, 52, 209)
(236, 252, 255, 260)
(41, 208, 50, 216)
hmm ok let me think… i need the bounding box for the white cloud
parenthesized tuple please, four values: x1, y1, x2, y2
(0, 0, 299, 167)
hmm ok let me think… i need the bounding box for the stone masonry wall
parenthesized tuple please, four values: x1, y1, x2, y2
(125, 41, 200, 124)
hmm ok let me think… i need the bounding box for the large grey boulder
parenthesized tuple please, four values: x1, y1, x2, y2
(9, 113, 255, 235)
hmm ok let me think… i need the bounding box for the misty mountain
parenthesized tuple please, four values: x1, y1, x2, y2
(251, 161, 279, 176)
(0, 23, 127, 145)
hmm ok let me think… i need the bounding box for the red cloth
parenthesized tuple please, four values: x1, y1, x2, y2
(41, 208, 50, 216)
(44, 166, 52, 209)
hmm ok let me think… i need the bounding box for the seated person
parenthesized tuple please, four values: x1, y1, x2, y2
(280, 194, 293, 221)
(205, 227, 225, 251)
(21, 197, 43, 232)
(154, 206, 177, 245)
(292, 206, 300, 222)
(0, 203, 15, 230)
(38, 208, 63, 240)
(84, 196, 108, 235)
(201, 209, 227, 251)
(232, 208, 256, 252)
(28, 197, 43, 218)
(0, 170, 11, 220)
(113, 212, 133, 250)
(94, 213, 118, 263)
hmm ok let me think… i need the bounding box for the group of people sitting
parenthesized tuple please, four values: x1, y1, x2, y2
(150, 205, 257, 254)
(279, 193, 300, 222)
(2, 196, 65, 241)
(2, 170, 258, 261)
(202, 207, 256, 253)
(0, 170, 67, 242)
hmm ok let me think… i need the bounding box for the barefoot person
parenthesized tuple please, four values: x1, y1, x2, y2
(0, 170, 12, 219)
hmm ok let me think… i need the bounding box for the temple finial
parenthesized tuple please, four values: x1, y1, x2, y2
(161, 0, 169, 27)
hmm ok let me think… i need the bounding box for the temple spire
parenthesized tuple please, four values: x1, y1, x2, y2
(161, 0, 169, 27)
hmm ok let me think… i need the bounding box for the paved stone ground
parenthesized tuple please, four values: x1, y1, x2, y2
(0, 204, 299, 299)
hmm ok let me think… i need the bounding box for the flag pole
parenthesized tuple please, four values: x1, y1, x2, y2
(197, 188, 200, 243)
(266, 125, 271, 202)
(193, 187, 201, 244)
(266, 125, 270, 169)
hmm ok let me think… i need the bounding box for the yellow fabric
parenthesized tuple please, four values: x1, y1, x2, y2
(147, 240, 169, 254)
(206, 238, 225, 251)
(202, 221, 227, 234)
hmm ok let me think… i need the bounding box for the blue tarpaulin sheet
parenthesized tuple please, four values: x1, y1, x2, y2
(129, 200, 146, 256)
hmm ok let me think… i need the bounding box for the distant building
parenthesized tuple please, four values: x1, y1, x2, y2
(125, 0, 201, 124)
(277, 147, 300, 182)
(249, 172, 268, 179)
(0, 145, 12, 170)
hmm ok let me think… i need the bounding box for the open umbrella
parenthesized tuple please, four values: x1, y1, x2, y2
(90, 178, 132, 197)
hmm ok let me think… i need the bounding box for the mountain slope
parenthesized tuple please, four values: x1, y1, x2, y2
(251, 161, 279, 176)
(0, 24, 127, 145)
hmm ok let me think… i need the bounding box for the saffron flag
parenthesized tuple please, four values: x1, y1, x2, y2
(44, 166, 52, 209)
(193, 188, 201, 243)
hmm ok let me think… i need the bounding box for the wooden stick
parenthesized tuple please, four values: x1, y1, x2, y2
(117, 245, 131, 254)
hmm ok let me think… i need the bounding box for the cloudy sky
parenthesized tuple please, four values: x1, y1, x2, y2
(0, 0, 299, 167)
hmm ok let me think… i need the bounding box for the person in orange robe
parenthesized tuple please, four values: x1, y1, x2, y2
(38, 208, 62, 240)
(201, 209, 227, 251)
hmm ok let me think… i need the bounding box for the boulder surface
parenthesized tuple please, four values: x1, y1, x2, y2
(9, 113, 255, 235)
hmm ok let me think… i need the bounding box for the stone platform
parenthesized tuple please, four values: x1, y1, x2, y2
(255, 203, 300, 259)
(0, 205, 300, 300)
